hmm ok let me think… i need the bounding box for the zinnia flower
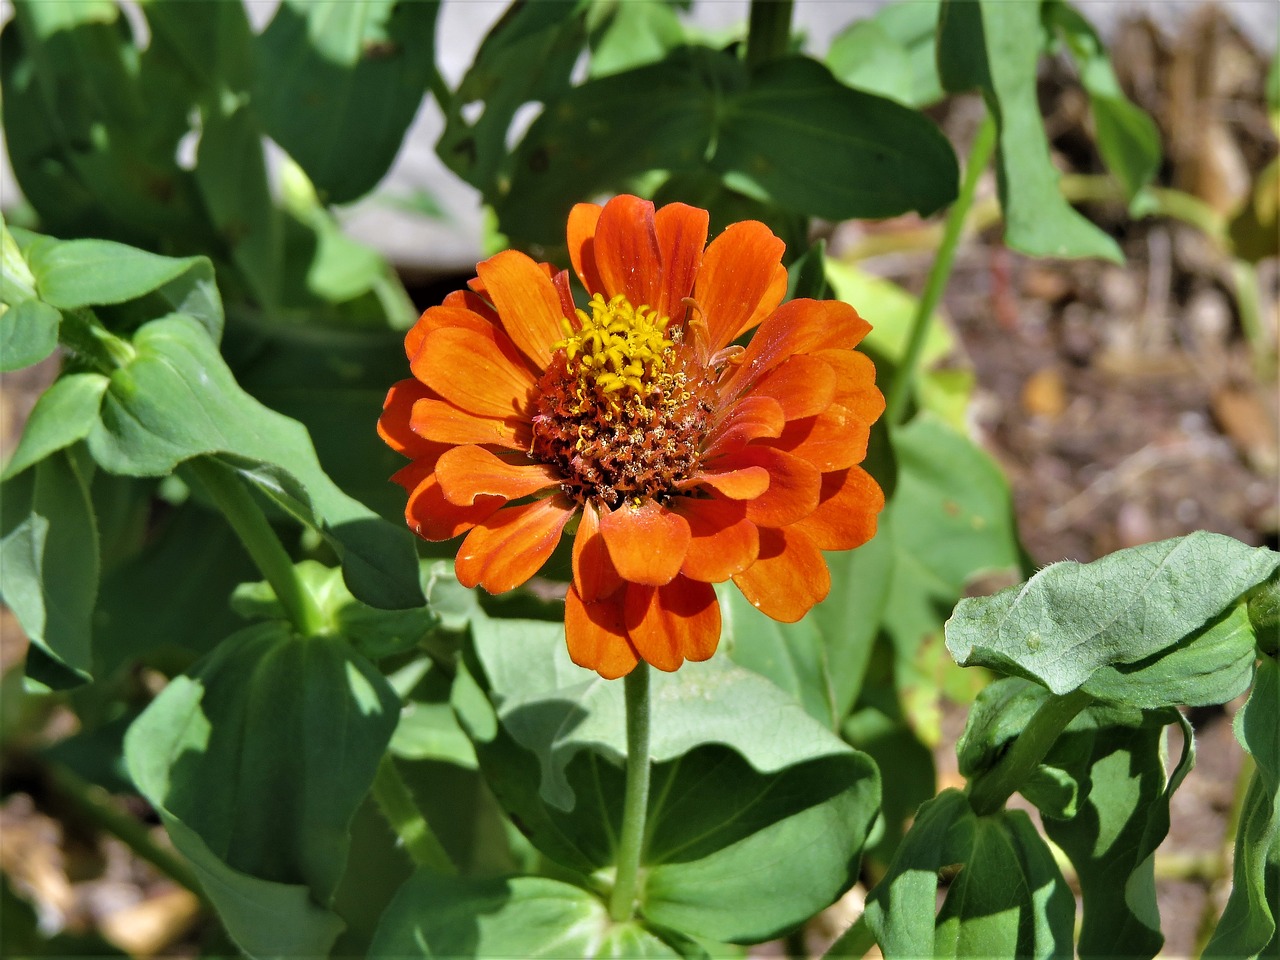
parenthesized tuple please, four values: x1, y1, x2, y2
(379, 195, 885, 679)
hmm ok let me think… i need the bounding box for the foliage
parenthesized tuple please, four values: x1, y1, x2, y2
(0, 1, 1274, 958)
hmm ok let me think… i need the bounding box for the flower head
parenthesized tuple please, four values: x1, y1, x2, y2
(379, 195, 885, 678)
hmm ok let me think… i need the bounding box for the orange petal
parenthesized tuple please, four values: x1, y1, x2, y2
(598, 499, 691, 586)
(624, 577, 721, 671)
(793, 466, 884, 550)
(732, 262, 788, 342)
(565, 586, 638, 679)
(732, 527, 830, 623)
(379, 379, 445, 459)
(419, 326, 536, 419)
(692, 220, 786, 353)
(678, 464, 771, 500)
(593, 195, 662, 309)
(567, 202, 605, 296)
(753, 354, 837, 421)
(669, 496, 759, 582)
(410, 396, 529, 450)
(770, 406, 870, 472)
(654, 202, 708, 322)
(701, 396, 785, 460)
(724, 299, 872, 399)
(716, 446, 821, 527)
(455, 496, 576, 593)
(573, 501, 623, 602)
(442, 288, 500, 323)
(550, 268, 577, 321)
(401, 467, 505, 541)
(476, 249, 569, 370)
(435, 445, 560, 506)
(815, 349, 881, 409)
(406, 304, 495, 370)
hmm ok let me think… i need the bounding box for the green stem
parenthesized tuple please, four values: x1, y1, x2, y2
(609, 664, 652, 922)
(183, 458, 324, 638)
(745, 0, 794, 71)
(826, 913, 875, 958)
(884, 112, 997, 426)
(1193, 751, 1257, 954)
(967, 688, 1092, 816)
(1231, 259, 1275, 380)
(371, 755, 457, 874)
(57, 308, 135, 374)
(48, 764, 207, 901)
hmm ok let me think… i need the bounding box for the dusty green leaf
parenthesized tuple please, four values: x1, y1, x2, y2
(1, 373, 109, 481)
(0, 299, 60, 372)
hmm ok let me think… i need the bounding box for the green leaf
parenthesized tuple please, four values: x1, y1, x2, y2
(84, 314, 424, 609)
(0, 451, 97, 683)
(933, 811, 1075, 957)
(124, 622, 400, 958)
(255, 0, 441, 205)
(587, 0, 685, 78)
(1047, 2, 1161, 202)
(232, 559, 439, 661)
(25, 238, 223, 341)
(827, 1, 943, 107)
(370, 873, 685, 959)
(937, 0, 1122, 262)
(946, 532, 1280, 696)
(437, 0, 588, 197)
(713, 56, 958, 221)
(454, 616, 880, 944)
(1205, 657, 1280, 957)
(139, 0, 255, 95)
(0, 299, 60, 372)
(1, 373, 109, 480)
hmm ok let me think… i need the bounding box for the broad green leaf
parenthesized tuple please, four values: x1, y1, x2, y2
(232, 559, 439, 662)
(829, 0, 943, 107)
(454, 616, 880, 944)
(495, 46, 735, 246)
(370, 873, 685, 959)
(256, 0, 441, 205)
(0, 451, 97, 683)
(1205, 657, 1280, 957)
(1046, 2, 1161, 202)
(24, 238, 222, 341)
(438, 0, 589, 197)
(138, 0, 255, 96)
(0, 300, 60, 372)
(863, 788, 975, 956)
(933, 811, 1074, 957)
(946, 532, 1280, 696)
(586, 0, 684, 78)
(937, 1, 1122, 262)
(85, 314, 424, 609)
(1, 217, 39, 305)
(1041, 711, 1195, 959)
(124, 623, 400, 958)
(1, 373, 109, 480)
(387, 659, 476, 768)
(713, 57, 958, 221)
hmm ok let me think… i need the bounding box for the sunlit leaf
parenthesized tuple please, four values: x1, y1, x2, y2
(0, 374, 108, 481)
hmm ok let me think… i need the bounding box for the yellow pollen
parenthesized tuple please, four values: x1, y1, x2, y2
(553, 293, 673, 398)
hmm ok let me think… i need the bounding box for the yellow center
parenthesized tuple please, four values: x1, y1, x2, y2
(554, 293, 673, 396)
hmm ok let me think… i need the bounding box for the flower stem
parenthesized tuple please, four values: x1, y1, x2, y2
(884, 112, 997, 427)
(371, 754, 458, 874)
(609, 663, 652, 922)
(966, 688, 1092, 817)
(745, 0, 794, 71)
(183, 457, 325, 638)
(827, 913, 875, 958)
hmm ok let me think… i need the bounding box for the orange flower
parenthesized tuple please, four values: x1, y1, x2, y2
(379, 195, 885, 678)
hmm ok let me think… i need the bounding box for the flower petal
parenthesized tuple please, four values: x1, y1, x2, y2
(442, 288, 500, 323)
(379, 379, 445, 459)
(793, 466, 884, 550)
(410, 396, 529, 450)
(723, 299, 872, 399)
(669, 496, 759, 582)
(598, 499, 691, 586)
(654, 202, 708, 322)
(419, 326, 537, 419)
(816, 348, 882, 411)
(475, 249, 569, 370)
(455, 496, 576, 593)
(624, 577, 721, 671)
(405, 304, 495, 368)
(678, 464, 771, 500)
(567, 202, 605, 296)
(435, 444, 560, 506)
(593, 194, 662, 309)
(732, 527, 830, 623)
(752, 354, 837, 421)
(770, 405, 870, 472)
(716, 446, 821, 527)
(701, 396, 785, 460)
(573, 501, 623, 602)
(400, 466, 504, 541)
(692, 220, 786, 352)
(565, 586, 638, 679)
